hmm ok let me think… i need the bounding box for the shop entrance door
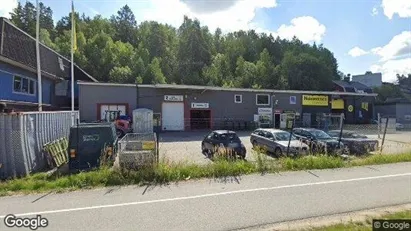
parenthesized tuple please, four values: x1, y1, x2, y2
(274, 113, 281, 129)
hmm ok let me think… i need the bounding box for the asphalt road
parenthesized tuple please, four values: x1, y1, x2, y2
(0, 163, 411, 231)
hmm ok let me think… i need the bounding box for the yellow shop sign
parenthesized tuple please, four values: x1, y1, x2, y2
(302, 95, 329, 106)
(331, 99, 344, 109)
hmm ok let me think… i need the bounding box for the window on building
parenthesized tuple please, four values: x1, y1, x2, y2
(234, 94, 242, 103)
(13, 75, 35, 95)
(100, 104, 127, 121)
(13, 76, 22, 92)
(256, 94, 270, 105)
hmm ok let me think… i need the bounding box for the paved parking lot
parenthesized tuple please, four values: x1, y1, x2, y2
(158, 130, 411, 164)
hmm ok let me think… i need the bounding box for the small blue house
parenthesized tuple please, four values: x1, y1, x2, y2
(0, 17, 97, 111)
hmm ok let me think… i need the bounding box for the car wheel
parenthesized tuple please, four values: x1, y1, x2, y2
(201, 143, 207, 155)
(311, 144, 318, 154)
(274, 147, 283, 157)
(116, 129, 125, 138)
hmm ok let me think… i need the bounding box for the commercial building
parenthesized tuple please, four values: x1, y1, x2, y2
(375, 101, 411, 124)
(351, 72, 382, 88)
(0, 17, 96, 111)
(78, 82, 377, 131)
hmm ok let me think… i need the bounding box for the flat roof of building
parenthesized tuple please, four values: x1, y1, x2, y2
(77, 82, 378, 97)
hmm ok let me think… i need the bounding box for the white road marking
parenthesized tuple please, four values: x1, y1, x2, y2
(0, 172, 410, 218)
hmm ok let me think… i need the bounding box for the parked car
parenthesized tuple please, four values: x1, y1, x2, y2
(327, 130, 379, 155)
(68, 123, 118, 171)
(201, 130, 246, 159)
(292, 128, 345, 155)
(250, 128, 309, 157)
(396, 123, 404, 130)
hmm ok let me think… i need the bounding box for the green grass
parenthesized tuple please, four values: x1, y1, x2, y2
(0, 151, 411, 196)
(304, 209, 411, 231)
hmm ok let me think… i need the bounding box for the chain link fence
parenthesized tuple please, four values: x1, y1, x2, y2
(0, 111, 78, 179)
(376, 114, 411, 154)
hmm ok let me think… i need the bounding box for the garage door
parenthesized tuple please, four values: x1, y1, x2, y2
(162, 103, 184, 131)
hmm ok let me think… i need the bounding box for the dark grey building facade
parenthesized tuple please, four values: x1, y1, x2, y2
(375, 102, 411, 124)
(78, 82, 377, 131)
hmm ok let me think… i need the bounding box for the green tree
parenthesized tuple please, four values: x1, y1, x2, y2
(138, 21, 178, 81)
(373, 84, 404, 103)
(177, 16, 212, 85)
(144, 58, 166, 84)
(110, 5, 138, 46)
(279, 51, 333, 91)
(10, 2, 54, 38)
(39, 29, 56, 50)
(8, 1, 346, 89)
(234, 56, 258, 88)
(82, 15, 115, 39)
(109, 66, 134, 83)
(202, 53, 232, 86)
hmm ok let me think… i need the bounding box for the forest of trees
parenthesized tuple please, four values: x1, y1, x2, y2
(8, 2, 351, 90)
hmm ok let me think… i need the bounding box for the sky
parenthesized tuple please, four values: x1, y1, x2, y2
(1, 0, 410, 83)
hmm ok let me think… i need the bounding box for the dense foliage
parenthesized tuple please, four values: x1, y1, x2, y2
(9, 2, 344, 90)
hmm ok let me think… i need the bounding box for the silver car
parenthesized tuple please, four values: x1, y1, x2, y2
(250, 128, 309, 157)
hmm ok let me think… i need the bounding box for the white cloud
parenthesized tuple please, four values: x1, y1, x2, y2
(135, 1, 326, 43)
(371, 31, 411, 61)
(381, 0, 411, 19)
(139, 0, 277, 34)
(372, 6, 379, 16)
(180, 0, 238, 14)
(274, 16, 326, 43)
(348, 47, 369, 57)
(370, 58, 411, 82)
(0, 0, 17, 18)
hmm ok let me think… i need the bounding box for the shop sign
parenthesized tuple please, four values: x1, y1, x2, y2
(274, 109, 282, 114)
(348, 105, 354, 112)
(289, 96, 296, 104)
(302, 95, 329, 106)
(283, 110, 295, 114)
(191, 103, 209, 109)
(331, 99, 344, 109)
(258, 107, 272, 114)
(164, 95, 184, 102)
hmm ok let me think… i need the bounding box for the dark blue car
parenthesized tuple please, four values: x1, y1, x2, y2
(201, 130, 246, 159)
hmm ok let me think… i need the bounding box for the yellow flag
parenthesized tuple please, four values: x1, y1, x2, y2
(71, 0, 77, 51)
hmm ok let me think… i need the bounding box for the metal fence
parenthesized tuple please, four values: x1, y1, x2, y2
(0, 111, 79, 179)
(117, 133, 158, 169)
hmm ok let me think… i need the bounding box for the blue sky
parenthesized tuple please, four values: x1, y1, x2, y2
(2, 0, 410, 82)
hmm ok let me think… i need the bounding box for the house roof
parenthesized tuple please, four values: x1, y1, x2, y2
(333, 80, 373, 93)
(0, 17, 97, 83)
(78, 82, 378, 97)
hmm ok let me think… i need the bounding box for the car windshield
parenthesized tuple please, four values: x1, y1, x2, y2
(274, 132, 297, 141)
(220, 133, 240, 142)
(311, 130, 332, 139)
